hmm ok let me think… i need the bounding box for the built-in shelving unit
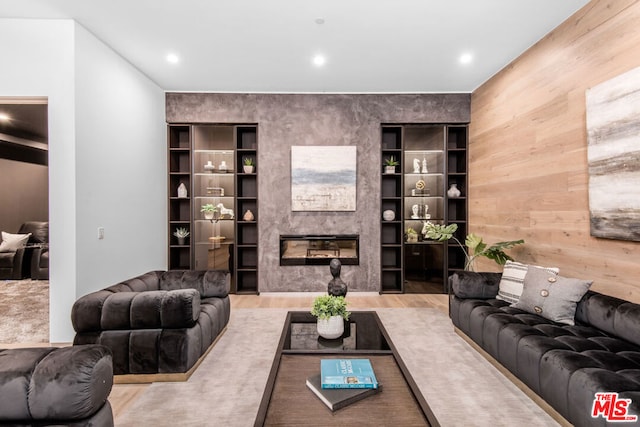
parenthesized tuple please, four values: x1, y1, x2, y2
(380, 124, 468, 294)
(167, 124, 259, 294)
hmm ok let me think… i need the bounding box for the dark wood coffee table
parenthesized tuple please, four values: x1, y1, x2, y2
(254, 311, 438, 426)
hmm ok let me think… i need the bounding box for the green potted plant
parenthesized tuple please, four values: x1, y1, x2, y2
(200, 203, 218, 220)
(406, 226, 418, 243)
(311, 295, 350, 339)
(243, 157, 255, 173)
(384, 156, 399, 174)
(422, 222, 524, 271)
(173, 227, 190, 245)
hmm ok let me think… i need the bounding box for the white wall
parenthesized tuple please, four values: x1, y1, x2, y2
(0, 19, 166, 342)
(74, 23, 166, 299)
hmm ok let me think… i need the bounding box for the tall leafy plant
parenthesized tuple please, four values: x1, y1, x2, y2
(422, 223, 524, 271)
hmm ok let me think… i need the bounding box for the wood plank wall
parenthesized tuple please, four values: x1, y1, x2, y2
(469, 0, 640, 302)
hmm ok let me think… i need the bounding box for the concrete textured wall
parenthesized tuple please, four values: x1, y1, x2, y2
(166, 93, 469, 292)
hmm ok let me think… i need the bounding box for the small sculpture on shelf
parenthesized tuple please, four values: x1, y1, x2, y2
(218, 160, 228, 173)
(204, 161, 215, 173)
(243, 209, 254, 221)
(216, 203, 235, 219)
(422, 157, 428, 173)
(327, 258, 347, 297)
(177, 182, 188, 198)
(413, 158, 421, 173)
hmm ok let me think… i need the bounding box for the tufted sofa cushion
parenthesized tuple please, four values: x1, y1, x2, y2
(450, 272, 640, 426)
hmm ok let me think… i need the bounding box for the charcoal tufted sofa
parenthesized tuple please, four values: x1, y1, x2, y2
(450, 271, 640, 427)
(71, 270, 230, 379)
(0, 345, 113, 426)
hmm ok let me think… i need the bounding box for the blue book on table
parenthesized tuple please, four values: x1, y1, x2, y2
(320, 358, 379, 389)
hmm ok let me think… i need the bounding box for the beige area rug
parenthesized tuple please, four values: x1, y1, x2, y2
(0, 280, 49, 344)
(116, 308, 559, 427)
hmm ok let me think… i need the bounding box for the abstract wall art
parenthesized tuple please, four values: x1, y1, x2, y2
(291, 145, 357, 211)
(586, 66, 640, 242)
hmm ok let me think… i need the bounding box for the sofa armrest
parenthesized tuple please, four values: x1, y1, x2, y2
(0, 345, 113, 422)
(449, 271, 502, 299)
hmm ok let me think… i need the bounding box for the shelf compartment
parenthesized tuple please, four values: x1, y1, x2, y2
(237, 127, 258, 149)
(169, 151, 190, 173)
(382, 247, 402, 268)
(168, 126, 190, 149)
(193, 125, 234, 151)
(236, 270, 258, 293)
(169, 247, 191, 270)
(403, 198, 443, 221)
(381, 222, 402, 245)
(447, 152, 467, 174)
(404, 174, 443, 197)
(169, 198, 191, 222)
(237, 222, 258, 245)
(381, 127, 402, 150)
(403, 126, 445, 151)
(381, 270, 402, 292)
(237, 247, 258, 269)
(447, 126, 468, 149)
(237, 175, 257, 198)
(381, 174, 402, 198)
(194, 173, 235, 197)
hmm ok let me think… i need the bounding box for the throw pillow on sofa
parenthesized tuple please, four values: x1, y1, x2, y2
(0, 231, 31, 252)
(496, 260, 559, 304)
(512, 267, 592, 325)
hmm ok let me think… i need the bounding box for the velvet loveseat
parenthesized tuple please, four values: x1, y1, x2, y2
(449, 268, 640, 426)
(71, 270, 230, 380)
(0, 345, 113, 426)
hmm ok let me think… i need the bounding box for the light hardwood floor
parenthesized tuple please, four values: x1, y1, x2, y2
(109, 292, 449, 419)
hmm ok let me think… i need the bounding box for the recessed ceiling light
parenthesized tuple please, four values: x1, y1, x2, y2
(166, 53, 180, 64)
(459, 53, 473, 65)
(315, 17, 325, 25)
(0, 113, 10, 122)
(313, 54, 326, 67)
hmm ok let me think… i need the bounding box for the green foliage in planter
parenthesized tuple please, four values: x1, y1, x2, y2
(200, 203, 218, 213)
(243, 157, 255, 166)
(384, 156, 399, 166)
(311, 295, 350, 320)
(422, 222, 524, 271)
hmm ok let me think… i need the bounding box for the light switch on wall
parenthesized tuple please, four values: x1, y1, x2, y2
(98, 227, 104, 240)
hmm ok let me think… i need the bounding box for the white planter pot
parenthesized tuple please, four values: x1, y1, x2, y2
(243, 165, 254, 173)
(316, 316, 344, 339)
(204, 211, 214, 220)
(384, 166, 396, 174)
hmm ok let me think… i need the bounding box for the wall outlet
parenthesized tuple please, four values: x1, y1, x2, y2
(98, 227, 104, 240)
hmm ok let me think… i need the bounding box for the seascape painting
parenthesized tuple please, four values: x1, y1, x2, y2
(586, 66, 640, 242)
(291, 146, 356, 211)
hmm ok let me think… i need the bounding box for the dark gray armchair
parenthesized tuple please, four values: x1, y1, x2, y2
(0, 221, 48, 280)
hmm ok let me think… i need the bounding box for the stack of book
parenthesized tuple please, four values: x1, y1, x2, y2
(306, 358, 381, 411)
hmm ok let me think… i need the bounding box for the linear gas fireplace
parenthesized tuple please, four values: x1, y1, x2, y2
(279, 234, 359, 266)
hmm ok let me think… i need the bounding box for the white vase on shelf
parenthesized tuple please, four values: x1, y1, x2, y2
(447, 183, 461, 198)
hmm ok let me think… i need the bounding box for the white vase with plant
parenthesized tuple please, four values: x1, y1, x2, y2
(243, 157, 255, 173)
(311, 295, 350, 339)
(200, 203, 218, 220)
(173, 227, 190, 245)
(384, 156, 399, 174)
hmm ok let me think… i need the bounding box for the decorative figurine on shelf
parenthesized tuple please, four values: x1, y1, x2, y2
(219, 160, 228, 173)
(243, 209, 254, 221)
(328, 258, 347, 297)
(413, 158, 421, 173)
(411, 204, 420, 219)
(177, 182, 188, 198)
(216, 203, 235, 219)
(423, 204, 431, 219)
(422, 157, 428, 173)
(204, 161, 215, 173)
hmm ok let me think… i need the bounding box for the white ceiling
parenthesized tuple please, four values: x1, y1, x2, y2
(0, 0, 590, 93)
